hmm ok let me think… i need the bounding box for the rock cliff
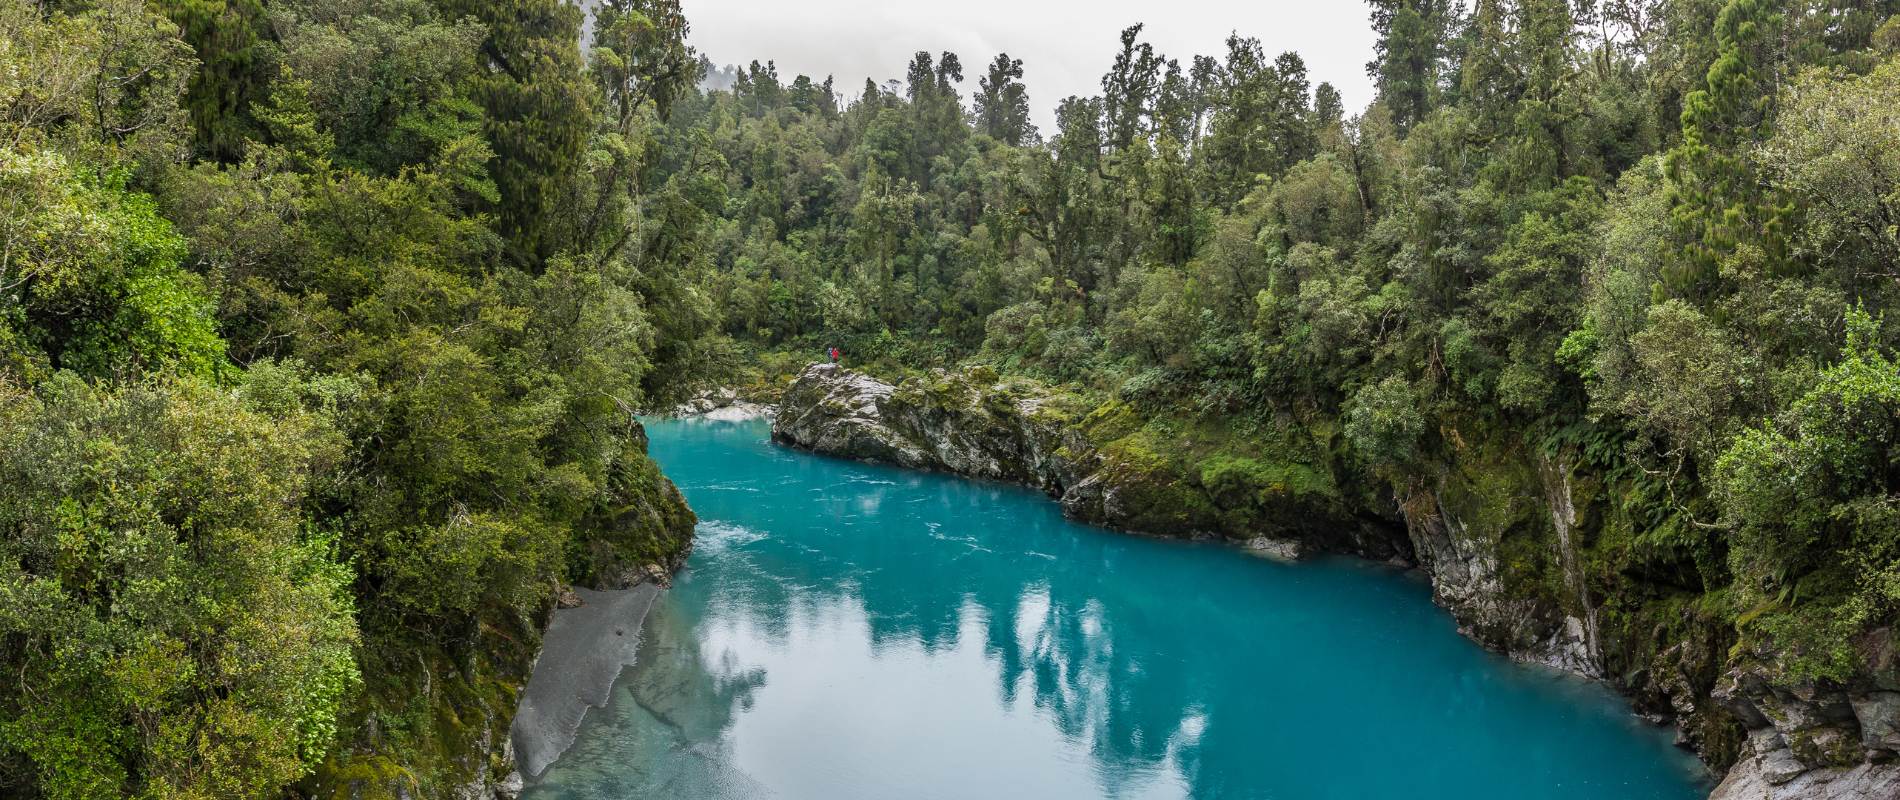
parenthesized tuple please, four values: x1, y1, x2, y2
(772, 363, 1900, 799)
(773, 363, 1403, 557)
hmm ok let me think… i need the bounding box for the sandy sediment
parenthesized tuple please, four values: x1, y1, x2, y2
(509, 585, 661, 781)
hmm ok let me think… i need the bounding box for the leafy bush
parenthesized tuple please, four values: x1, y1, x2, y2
(1716, 309, 1900, 681)
(0, 375, 358, 799)
(1343, 375, 1426, 470)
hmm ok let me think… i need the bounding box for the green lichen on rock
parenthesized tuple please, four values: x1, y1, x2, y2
(777, 363, 1394, 550)
(1198, 454, 1338, 532)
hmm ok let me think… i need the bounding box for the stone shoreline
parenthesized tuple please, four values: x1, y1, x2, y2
(666, 386, 777, 421)
(506, 401, 765, 789)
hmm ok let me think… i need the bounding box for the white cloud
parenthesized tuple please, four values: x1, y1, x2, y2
(678, 0, 1378, 131)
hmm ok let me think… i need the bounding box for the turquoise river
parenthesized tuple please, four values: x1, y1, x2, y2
(524, 416, 1710, 799)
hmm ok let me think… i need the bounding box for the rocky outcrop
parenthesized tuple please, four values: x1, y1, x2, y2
(773, 363, 1403, 558)
(1398, 486, 1587, 671)
(572, 429, 698, 591)
(1712, 729, 1900, 799)
(669, 387, 776, 421)
(771, 363, 1900, 799)
(773, 363, 1091, 491)
(1705, 631, 1900, 799)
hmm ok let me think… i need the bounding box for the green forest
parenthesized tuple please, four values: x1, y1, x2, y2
(3, 0, 1900, 798)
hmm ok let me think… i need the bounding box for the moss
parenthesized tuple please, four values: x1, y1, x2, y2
(1199, 455, 1334, 503)
(1023, 390, 1089, 427)
(1787, 727, 1861, 767)
(979, 384, 1022, 418)
(891, 370, 981, 417)
(306, 607, 540, 799)
(1099, 427, 1170, 475)
(1425, 424, 1567, 609)
(1196, 453, 1341, 534)
(1080, 399, 1142, 443)
(313, 755, 417, 800)
(1582, 472, 1747, 770)
(1740, 596, 1866, 686)
(1085, 429, 1223, 535)
(1068, 405, 1374, 540)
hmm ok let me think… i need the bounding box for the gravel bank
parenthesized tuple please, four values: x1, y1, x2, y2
(509, 585, 662, 781)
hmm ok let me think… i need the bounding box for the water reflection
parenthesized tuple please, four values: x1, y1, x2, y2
(526, 418, 1707, 800)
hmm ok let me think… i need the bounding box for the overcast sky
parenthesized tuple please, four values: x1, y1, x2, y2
(678, 0, 1379, 132)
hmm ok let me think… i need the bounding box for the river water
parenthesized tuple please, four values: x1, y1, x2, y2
(524, 417, 1708, 799)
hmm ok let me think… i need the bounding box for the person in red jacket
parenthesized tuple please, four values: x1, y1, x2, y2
(828, 346, 840, 364)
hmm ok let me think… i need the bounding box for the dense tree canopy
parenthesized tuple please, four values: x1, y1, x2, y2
(5, 0, 1900, 796)
(2, 0, 701, 796)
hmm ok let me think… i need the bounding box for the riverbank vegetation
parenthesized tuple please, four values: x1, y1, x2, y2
(0, 0, 699, 796)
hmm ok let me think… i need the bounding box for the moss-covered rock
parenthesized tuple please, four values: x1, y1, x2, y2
(572, 430, 698, 590)
(773, 362, 1405, 554)
(305, 612, 539, 800)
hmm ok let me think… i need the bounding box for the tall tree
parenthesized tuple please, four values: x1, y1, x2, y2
(1367, 0, 1457, 133)
(902, 51, 967, 183)
(1102, 24, 1164, 150)
(437, 0, 595, 266)
(580, 0, 697, 259)
(1200, 38, 1314, 207)
(1663, 0, 1789, 300)
(976, 54, 1036, 145)
(152, 0, 270, 161)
